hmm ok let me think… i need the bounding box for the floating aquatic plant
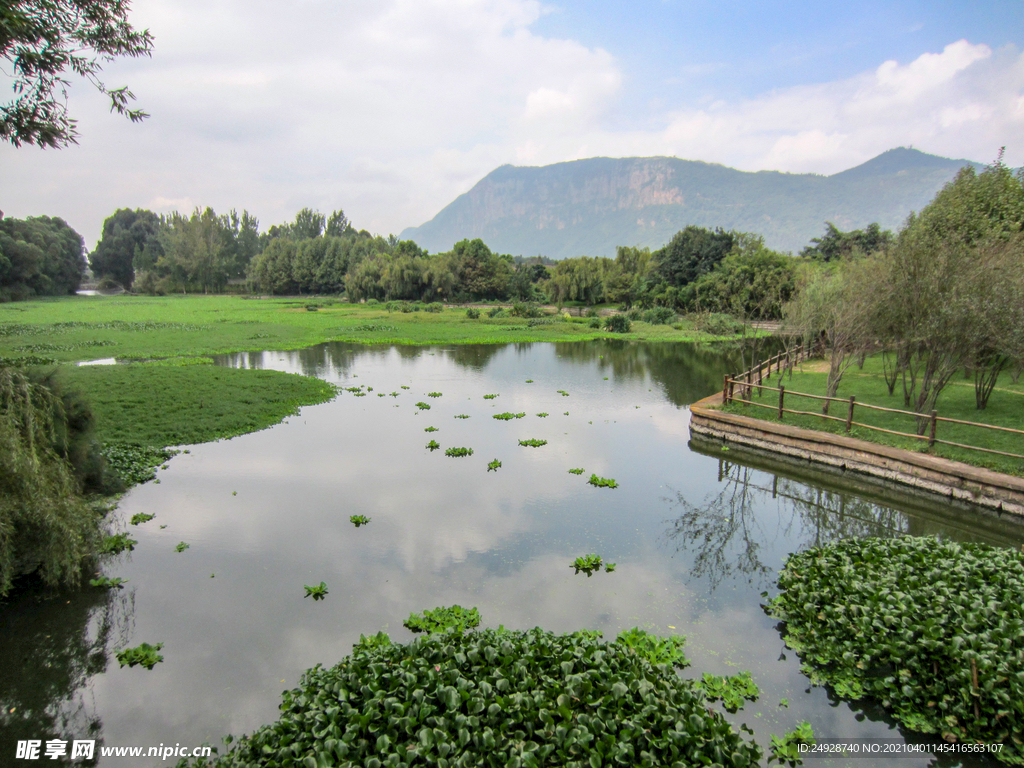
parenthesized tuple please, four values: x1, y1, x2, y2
(604, 563, 617, 573)
(174, 541, 190, 553)
(130, 512, 155, 526)
(350, 515, 370, 527)
(424, 426, 439, 432)
(487, 459, 501, 471)
(518, 438, 547, 447)
(696, 671, 760, 713)
(401, 385, 410, 389)
(483, 394, 499, 399)
(568, 468, 585, 475)
(426, 440, 440, 451)
(428, 392, 442, 397)
(390, 392, 400, 397)
(415, 402, 430, 410)
(454, 414, 470, 419)
(345, 386, 362, 393)
(616, 627, 688, 667)
(445, 447, 473, 457)
(304, 582, 329, 601)
(525, 379, 533, 383)
(116, 642, 163, 670)
(588, 474, 618, 488)
(492, 412, 526, 420)
(100, 533, 136, 555)
(537, 412, 548, 417)
(403, 605, 481, 634)
(89, 576, 128, 589)
(571, 553, 603, 576)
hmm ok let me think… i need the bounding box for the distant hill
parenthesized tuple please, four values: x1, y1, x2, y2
(400, 148, 983, 257)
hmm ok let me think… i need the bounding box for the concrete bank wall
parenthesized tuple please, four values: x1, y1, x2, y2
(689, 394, 1024, 519)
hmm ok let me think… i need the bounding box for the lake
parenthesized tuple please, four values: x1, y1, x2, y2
(2, 340, 1022, 766)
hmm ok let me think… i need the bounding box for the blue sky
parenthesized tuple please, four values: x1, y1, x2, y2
(2, 0, 1022, 248)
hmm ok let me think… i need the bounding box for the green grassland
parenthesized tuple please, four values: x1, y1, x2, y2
(722, 354, 1024, 476)
(0, 295, 730, 364)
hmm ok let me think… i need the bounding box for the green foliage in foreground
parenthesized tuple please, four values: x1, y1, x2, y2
(571, 554, 612, 577)
(696, 671, 760, 713)
(767, 537, 1024, 762)
(102, 444, 178, 487)
(89, 576, 127, 589)
(99, 532, 136, 555)
(403, 605, 482, 634)
(177, 624, 764, 768)
(116, 642, 164, 670)
(62, 364, 337, 451)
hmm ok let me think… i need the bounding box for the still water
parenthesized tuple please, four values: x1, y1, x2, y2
(2, 340, 1023, 766)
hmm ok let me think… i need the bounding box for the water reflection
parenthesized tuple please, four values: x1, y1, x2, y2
(1, 341, 1021, 767)
(0, 581, 134, 763)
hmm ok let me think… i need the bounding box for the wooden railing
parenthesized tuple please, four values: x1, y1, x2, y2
(721, 355, 1024, 462)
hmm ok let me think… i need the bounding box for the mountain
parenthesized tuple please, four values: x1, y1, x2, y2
(400, 148, 983, 257)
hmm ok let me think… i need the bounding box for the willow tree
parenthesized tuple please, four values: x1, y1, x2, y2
(0, 368, 101, 596)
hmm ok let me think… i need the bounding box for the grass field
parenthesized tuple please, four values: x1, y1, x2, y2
(0, 295, 735, 364)
(721, 355, 1024, 476)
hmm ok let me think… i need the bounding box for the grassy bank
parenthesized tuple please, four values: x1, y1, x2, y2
(0, 295, 739, 364)
(721, 354, 1024, 476)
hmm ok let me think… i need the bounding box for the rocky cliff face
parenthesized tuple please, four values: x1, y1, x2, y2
(401, 149, 981, 258)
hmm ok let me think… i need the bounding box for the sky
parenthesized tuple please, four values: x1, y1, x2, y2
(2, 0, 1023, 250)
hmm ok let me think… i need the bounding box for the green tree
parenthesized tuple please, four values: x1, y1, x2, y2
(0, 215, 86, 299)
(689, 240, 796, 320)
(248, 237, 299, 295)
(89, 208, 160, 289)
(1, 0, 153, 147)
(800, 222, 894, 261)
(654, 226, 735, 288)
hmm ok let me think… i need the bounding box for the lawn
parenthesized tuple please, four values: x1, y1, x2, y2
(721, 354, 1024, 476)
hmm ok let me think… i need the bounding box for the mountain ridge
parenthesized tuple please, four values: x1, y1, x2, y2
(400, 148, 983, 257)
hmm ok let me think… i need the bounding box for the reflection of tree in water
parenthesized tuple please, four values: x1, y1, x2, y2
(663, 459, 912, 591)
(552, 340, 772, 406)
(442, 345, 505, 371)
(0, 582, 134, 763)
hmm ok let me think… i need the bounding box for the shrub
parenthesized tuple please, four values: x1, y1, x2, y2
(366, 298, 379, 305)
(643, 306, 676, 325)
(588, 317, 601, 328)
(509, 302, 541, 318)
(604, 314, 631, 333)
(626, 307, 643, 321)
(487, 307, 506, 318)
(465, 308, 480, 319)
(425, 302, 444, 313)
(695, 312, 745, 335)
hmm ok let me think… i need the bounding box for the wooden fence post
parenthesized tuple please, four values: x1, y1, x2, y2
(745, 370, 752, 401)
(846, 396, 855, 433)
(929, 410, 938, 447)
(757, 364, 763, 396)
(778, 384, 785, 420)
(723, 374, 730, 404)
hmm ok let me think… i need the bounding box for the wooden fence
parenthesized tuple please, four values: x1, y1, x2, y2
(722, 348, 1024, 463)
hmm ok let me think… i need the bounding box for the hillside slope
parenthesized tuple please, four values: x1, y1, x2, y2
(400, 148, 982, 257)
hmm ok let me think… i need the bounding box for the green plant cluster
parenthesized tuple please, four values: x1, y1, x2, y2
(696, 671, 760, 713)
(350, 515, 370, 527)
(177, 623, 762, 768)
(587, 474, 618, 488)
(89, 576, 128, 589)
(428, 392, 442, 398)
(403, 605, 482, 634)
(570, 554, 615, 577)
(101, 444, 177, 487)
(518, 439, 546, 447)
(768, 536, 1024, 761)
(130, 512, 155, 525)
(416, 402, 431, 410)
(445, 447, 473, 457)
(567, 468, 585, 475)
(482, 394, 499, 400)
(304, 582, 329, 601)
(116, 642, 164, 670)
(175, 541, 190, 553)
(424, 427, 438, 432)
(426, 440, 441, 451)
(487, 459, 501, 472)
(492, 412, 525, 420)
(99, 532, 136, 555)
(454, 414, 470, 419)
